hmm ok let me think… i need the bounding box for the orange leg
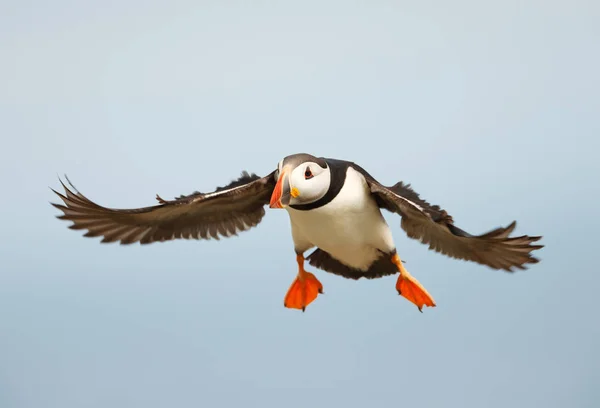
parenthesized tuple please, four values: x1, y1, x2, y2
(284, 254, 324, 312)
(392, 253, 436, 312)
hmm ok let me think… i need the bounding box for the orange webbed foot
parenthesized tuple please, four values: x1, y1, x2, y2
(392, 254, 436, 312)
(284, 255, 324, 312)
(284, 271, 323, 312)
(396, 272, 436, 312)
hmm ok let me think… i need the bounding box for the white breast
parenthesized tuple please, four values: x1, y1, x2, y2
(286, 167, 395, 271)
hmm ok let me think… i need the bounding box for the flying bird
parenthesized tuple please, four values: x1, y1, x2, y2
(51, 153, 543, 312)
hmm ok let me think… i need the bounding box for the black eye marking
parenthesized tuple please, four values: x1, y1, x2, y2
(304, 167, 313, 180)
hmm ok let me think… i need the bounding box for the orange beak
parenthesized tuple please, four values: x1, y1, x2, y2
(270, 170, 288, 209)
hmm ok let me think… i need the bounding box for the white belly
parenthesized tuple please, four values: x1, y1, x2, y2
(286, 167, 395, 271)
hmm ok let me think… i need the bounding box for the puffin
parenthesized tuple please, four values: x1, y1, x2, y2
(51, 153, 543, 312)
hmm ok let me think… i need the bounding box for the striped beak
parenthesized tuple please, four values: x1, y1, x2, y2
(269, 170, 291, 209)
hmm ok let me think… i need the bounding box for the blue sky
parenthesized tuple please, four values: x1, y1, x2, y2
(1, 1, 599, 407)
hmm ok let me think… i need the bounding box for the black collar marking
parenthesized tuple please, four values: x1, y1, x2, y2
(289, 158, 351, 211)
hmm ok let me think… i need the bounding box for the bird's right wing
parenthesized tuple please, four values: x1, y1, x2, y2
(51, 170, 277, 245)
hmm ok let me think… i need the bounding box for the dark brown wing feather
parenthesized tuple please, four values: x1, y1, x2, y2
(355, 166, 543, 272)
(51, 171, 277, 245)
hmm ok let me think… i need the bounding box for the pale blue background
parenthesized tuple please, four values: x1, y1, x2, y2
(1, 1, 599, 407)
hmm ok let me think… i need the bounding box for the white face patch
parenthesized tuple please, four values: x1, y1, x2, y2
(288, 161, 331, 205)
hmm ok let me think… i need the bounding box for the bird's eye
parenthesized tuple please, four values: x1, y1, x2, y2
(304, 167, 313, 180)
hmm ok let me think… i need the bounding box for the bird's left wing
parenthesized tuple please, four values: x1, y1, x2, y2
(51, 170, 277, 244)
(352, 165, 543, 271)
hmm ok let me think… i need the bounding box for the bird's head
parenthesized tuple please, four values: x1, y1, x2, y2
(269, 153, 331, 209)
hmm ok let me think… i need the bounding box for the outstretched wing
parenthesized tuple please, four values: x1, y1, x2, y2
(354, 166, 543, 271)
(51, 170, 277, 245)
